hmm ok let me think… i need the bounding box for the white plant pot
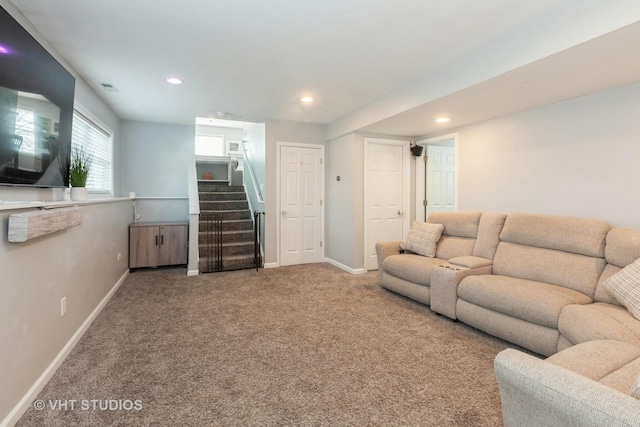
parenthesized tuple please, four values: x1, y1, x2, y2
(70, 187, 87, 201)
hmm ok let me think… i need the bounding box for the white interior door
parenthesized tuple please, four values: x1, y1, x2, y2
(365, 139, 410, 270)
(426, 145, 455, 217)
(279, 144, 324, 266)
(415, 135, 457, 222)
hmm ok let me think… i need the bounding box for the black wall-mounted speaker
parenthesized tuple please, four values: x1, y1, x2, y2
(410, 145, 424, 156)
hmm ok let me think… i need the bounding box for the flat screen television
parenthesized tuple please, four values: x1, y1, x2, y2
(0, 6, 75, 188)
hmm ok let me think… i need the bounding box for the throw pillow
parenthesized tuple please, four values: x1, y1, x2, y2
(632, 374, 640, 400)
(400, 221, 444, 258)
(605, 258, 640, 321)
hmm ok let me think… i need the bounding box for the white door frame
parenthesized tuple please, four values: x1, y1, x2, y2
(276, 141, 325, 267)
(364, 137, 411, 270)
(415, 133, 458, 222)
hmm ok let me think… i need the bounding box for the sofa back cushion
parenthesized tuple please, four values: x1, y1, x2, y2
(493, 213, 610, 297)
(595, 228, 640, 304)
(427, 211, 481, 260)
(605, 228, 640, 268)
(427, 211, 481, 238)
(498, 213, 610, 257)
(473, 212, 507, 260)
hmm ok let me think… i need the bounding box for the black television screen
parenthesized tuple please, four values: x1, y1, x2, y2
(0, 6, 75, 188)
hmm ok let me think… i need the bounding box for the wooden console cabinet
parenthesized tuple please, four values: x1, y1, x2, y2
(129, 222, 188, 268)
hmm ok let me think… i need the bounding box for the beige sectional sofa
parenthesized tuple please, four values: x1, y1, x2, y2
(375, 211, 504, 306)
(375, 211, 640, 426)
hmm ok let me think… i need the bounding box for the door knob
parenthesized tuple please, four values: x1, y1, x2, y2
(397, 210, 403, 216)
(281, 210, 287, 216)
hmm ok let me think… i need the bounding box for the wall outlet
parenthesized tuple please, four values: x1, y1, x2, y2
(117, 252, 122, 261)
(60, 297, 66, 317)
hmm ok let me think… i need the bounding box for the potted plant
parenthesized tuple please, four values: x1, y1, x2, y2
(56, 141, 71, 200)
(69, 145, 92, 200)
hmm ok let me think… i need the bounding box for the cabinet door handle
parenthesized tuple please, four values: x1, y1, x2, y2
(161, 235, 164, 245)
(155, 235, 158, 245)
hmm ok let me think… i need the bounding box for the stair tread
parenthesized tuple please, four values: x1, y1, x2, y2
(199, 241, 253, 246)
(201, 222, 253, 226)
(201, 254, 254, 261)
(201, 209, 250, 212)
(199, 191, 245, 195)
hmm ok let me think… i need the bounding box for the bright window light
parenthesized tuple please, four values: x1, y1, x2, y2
(195, 135, 225, 156)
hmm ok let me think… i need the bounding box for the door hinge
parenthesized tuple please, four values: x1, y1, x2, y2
(423, 155, 428, 163)
(423, 200, 428, 206)
(320, 241, 323, 247)
(320, 199, 323, 206)
(320, 158, 323, 165)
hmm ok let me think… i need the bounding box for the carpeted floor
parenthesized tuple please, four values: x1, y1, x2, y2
(19, 263, 516, 426)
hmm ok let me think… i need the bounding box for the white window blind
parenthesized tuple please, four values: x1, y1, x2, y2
(71, 111, 113, 194)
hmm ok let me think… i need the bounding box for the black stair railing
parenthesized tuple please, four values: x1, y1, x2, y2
(254, 212, 265, 271)
(202, 213, 223, 273)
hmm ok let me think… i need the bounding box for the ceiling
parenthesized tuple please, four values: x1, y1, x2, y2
(8, 0, 640, 137)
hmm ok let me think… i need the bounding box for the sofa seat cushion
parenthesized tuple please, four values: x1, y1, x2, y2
(458, 275, 592, 328)
(381, 254, 445, 286)
(546, 340, 640, 396)
(559, 302, 640, 347)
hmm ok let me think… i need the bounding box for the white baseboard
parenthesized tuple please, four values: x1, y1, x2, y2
(325, 258, 366, 275)
(187, 269, 199, 276)
(263, 262, 278, 269)
(1, 269, 130, 427)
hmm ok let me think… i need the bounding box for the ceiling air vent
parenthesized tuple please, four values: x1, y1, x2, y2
(100, 83, 118, 93)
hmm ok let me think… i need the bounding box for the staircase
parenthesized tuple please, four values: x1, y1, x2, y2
(198, 182, 256, 272)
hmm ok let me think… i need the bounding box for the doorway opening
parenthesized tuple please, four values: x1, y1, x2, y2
(415, 133, 457, 222)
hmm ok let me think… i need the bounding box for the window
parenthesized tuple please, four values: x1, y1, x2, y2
(71, 110, 113, 194)
(195, 135, 225, 156)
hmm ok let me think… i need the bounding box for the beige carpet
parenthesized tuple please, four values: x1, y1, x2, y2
(19, 263, 515, 426)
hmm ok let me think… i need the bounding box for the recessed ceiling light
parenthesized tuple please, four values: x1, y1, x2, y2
(165, 77, 183, 85)
(435, 117, 450, 123)
(300, 96, 314, 103)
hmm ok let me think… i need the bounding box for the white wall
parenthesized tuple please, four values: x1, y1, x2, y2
(326, 133, 360, 269)
(264, 120, 326, 265)
(0, 201, 132, 424)
(241, 122, 266, 255)
(242, 122, 266, 210)
(119, 121, 195, 223)
(452, 82, 640, 228)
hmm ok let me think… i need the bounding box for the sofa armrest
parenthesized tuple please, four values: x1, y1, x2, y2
(375, 240, 402, 263)
(375, 240, 402, 281)
(448, 256, 492, 269)
(430, 263, 492, 320)
(494, 348, 640, 427)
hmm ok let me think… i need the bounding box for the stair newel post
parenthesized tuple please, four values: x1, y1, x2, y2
(206, 213, 213, 273)
(253, 211, 264, 271)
